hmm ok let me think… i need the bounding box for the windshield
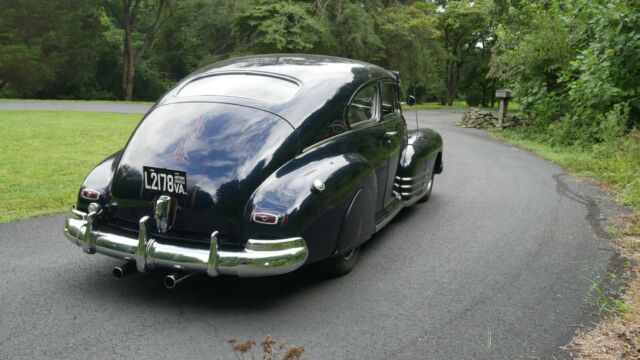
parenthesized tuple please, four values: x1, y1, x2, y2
(177, 74, 300, 103)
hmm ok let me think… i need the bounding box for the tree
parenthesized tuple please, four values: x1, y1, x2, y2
(490, 0, 640, 144)
(437, 0, 492, 105)
(104, 0, 172, 100)
(233, 0, 328, 53)
(318, 0, 382, 60)
(377, 2, 442, 100)
(0, 0, 105, 98)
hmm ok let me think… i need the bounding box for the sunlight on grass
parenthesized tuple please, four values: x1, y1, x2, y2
(0, 110, 141, 223)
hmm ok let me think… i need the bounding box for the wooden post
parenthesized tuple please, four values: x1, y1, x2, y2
(495, 89, 512, 128)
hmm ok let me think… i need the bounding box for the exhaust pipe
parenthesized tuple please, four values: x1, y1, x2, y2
(113, 261, 136, 278)
(163, 272, 195, 290)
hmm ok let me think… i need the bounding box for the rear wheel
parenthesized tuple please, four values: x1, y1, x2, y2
(316, 246, 361, 278)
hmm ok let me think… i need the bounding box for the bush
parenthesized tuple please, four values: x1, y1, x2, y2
(465, 89, 482, 107)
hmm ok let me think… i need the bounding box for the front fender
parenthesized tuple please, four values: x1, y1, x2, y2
(395, 129, 443, 200)
(244, 150, 376, 263)
(399, 129, 442, 178)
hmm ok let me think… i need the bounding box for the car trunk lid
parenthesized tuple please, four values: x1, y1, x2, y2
(107, 102, 298, 246)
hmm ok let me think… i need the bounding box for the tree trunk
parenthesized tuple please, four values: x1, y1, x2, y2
(446, 62, 461, 106)
(116, 0, 167, 101)
(122, 29, 135, 101)
(123, 59, 135, 101)
(121, 0, 135, 101)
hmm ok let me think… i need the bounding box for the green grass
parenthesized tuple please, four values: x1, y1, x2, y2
(491, 128, 640, 209)
(405, 100, 521, 111)
(0, 98, 153, 105)
(0, 110, 141, 223)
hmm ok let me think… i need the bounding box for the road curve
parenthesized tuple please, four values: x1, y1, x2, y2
(0, 100, 150, 114)
(0, 108, 619, 359)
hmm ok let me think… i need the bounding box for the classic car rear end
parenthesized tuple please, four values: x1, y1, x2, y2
(65, 102, 310, 282)
(63, 55, 443, 287)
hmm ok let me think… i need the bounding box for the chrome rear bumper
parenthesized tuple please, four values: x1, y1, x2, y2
(63, 207, 308, 277)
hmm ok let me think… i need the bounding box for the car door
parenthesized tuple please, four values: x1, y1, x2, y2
(346, 82, 391, 221)
(379, 81, 406, 212)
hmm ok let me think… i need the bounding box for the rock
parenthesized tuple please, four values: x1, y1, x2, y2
(456, 107, 521, 129)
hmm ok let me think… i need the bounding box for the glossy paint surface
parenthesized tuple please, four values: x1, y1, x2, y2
(77, 54, 443, 263)
(108, 102, 298, 246)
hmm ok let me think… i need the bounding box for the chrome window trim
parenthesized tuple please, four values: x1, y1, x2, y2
(175, 70, 303, 104)
(380, 81, 399, 118)
(347, 83, 380, 128)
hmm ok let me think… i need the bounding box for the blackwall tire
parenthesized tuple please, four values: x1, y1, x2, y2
(316, 246, 361, 278)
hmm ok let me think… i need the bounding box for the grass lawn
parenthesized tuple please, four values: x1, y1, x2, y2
(0, 110, 141, 223)
(405, 100, 521, 111)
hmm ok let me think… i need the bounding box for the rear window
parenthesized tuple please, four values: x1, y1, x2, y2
(177, 74, 300, 103)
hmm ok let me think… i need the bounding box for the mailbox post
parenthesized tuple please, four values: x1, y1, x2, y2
(495, 89, 512, 128)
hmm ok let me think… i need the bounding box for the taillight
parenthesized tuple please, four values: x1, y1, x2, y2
(252, 212, 280, 225)
(80, 189, 100, 201)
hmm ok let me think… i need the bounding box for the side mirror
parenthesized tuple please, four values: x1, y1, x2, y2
(406, 95, 416, 107)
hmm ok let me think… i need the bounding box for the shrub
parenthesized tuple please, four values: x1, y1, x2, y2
(465, 89, 482, 107)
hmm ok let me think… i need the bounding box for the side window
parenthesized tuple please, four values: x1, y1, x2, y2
(348, 84, 379, 126)
(381, 82, 397, 116)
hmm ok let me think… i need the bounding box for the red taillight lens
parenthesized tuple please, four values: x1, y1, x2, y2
(252, 212, 280, 225)
(80, 189, 100, 201)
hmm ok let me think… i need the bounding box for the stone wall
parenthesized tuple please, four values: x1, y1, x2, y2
(456, 108, 521, 129)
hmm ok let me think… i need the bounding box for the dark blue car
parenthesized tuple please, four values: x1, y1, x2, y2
(64, 55, 443, 288)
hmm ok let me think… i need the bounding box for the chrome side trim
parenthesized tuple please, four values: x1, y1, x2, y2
(63, 207, 309, 278)
(393, 181, 425, 189)
(400, 187, 425, 197)
(395, 170, 429, 182)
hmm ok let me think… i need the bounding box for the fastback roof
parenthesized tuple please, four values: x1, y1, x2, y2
(156, 54, 395, 128)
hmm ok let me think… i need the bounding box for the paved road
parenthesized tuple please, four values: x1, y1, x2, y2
(0, 100, 150, 114)
(0, 109, 621, 359)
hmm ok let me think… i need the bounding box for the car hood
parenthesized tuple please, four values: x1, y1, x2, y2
(108, 102, 298, 245)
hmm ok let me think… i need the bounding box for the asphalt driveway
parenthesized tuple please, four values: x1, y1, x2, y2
(0, 107, 620, 359)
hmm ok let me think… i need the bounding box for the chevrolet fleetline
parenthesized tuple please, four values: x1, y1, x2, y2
(63, 55, 443, 288)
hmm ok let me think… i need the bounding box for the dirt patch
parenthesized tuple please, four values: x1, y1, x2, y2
(563, 274, 640, 359)
(564, 214, 640, 359)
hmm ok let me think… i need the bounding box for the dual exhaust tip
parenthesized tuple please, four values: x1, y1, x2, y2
(113, 262, 194, 289)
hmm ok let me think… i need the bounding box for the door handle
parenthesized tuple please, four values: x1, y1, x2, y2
(384, 131, 398, 137)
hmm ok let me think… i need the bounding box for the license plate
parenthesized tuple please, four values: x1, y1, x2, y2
(143, 166, 188, 196)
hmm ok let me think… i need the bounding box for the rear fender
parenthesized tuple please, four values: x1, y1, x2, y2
(77, 150, 122, 211)
(245, 149, 375, 263)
